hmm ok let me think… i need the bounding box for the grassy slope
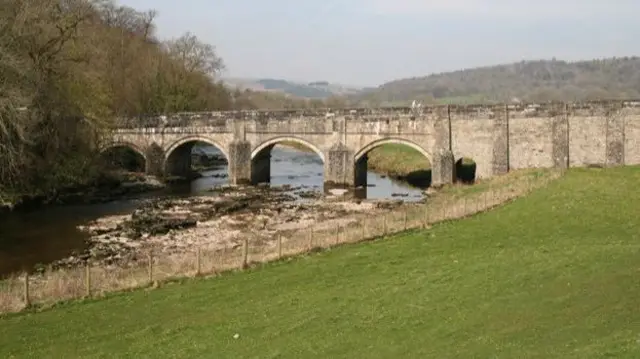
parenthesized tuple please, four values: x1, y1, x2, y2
(2, 167, 640, 358)
(366, 144, 431, 176)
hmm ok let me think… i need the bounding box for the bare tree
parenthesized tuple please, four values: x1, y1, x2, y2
(165, 32, 225, 77)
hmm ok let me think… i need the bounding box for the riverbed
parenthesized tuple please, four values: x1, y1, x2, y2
(0, 146, 425, 276)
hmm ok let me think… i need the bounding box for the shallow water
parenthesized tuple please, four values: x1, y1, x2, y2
(0, 146, 424, 275)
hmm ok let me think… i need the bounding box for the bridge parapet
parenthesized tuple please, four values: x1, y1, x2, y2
(111, 100, 640, 128)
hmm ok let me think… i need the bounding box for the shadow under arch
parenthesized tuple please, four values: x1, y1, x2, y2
(164, 136, 230, 163)
(250, 136, 325, 186)
(353, 138, 432, 195)
(99, 142, 148, 173)
(163, 136, 229, 181)
(455, 157, 477, 184)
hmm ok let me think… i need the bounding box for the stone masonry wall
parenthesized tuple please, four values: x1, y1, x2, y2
(106, 100, 640, 187)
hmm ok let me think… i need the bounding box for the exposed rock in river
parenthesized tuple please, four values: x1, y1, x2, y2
(61, 185, 404, 270)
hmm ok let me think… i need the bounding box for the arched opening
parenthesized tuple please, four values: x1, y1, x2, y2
(164, 138, 229, 189)
(251, 137, 324, 194)
(354, 139, 431, 200)
(99, 144, 146, 173)
(455, 157, 477, 184)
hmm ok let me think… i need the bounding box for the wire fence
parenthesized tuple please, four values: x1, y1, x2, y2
(0, 169, 562, 315)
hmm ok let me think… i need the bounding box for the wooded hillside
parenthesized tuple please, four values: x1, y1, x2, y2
(352, 57, 640, 106)
(0, 0, 308, 203)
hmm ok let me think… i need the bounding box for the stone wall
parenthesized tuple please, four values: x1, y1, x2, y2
(105, 100, 640, 189)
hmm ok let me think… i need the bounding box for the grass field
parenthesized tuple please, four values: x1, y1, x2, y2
(366, 143, 430, 176)
(2, 167, 640, 358)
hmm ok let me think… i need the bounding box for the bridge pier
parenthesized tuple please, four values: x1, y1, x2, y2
(605, 105, 625, 167)
(324, 144, 355, 193)
(431, 150, 455, 187)
(552, 109, 570, 170)
(228, 140, 252, 185)
(491, 106, 510, 176)
(145, 143, 165, 177)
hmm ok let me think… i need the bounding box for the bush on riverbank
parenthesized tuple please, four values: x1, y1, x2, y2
(2, 170, 164, 212)
(3, 167, 639, 357)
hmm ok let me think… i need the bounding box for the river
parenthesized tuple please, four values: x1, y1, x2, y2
(0, 146, 425, 276)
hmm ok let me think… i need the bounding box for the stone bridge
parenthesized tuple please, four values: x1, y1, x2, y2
(103, 100, 640, 190)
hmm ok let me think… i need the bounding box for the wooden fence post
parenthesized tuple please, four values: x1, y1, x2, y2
(464, 197, 468, 216)
(242, 238, 249, 269)
(335, 225, 340, 245)
(85, 263, 91, 298)
(383, 214, 387, 235)
(196, 247, 202, 276)
(483, 190, 487, 209)
(23, 273, 30, 307)
(147, 252, 154, 285)
(423, 206, 428, 228)
(277, 233, 283, 259)
(361, 218, 366, 240)
(309, 228, 314, 249)
(403, 209, 408, 230)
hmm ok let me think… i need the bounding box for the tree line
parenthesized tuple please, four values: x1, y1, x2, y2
(0, 0, 341, 204)
(351, 57, 640, 106)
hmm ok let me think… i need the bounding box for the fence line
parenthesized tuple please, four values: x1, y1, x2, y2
(0, 170, 561, 315)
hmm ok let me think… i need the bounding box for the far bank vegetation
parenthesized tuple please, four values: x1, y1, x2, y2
(0, 0, 340, 205)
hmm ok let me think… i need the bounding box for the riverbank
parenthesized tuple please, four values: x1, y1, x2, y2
(0, 171, 165, 213)
(4, 168, 638, 358)
(0, 168, 560, 314)
(48, 184, 405, 270)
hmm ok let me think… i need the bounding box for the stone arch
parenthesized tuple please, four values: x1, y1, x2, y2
(354, 138, 431, 163)
(99, 141, 148, 172)
(100, 141, 148, 160)
(164, 135, 229, 162)
(250, 136, 325, 185)
(353, 138, 433, 189)
(163, 136, 229, 178)
(251, 136, 325, 162)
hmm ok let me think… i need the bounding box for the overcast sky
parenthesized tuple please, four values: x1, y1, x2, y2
(118, 0, 640, 87)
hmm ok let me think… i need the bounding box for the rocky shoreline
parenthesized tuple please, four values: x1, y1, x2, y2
(54, 185, 409, 270)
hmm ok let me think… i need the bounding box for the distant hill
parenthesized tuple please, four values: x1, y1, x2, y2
(352, 57, 640, 106)
(222, 78, 362, 99)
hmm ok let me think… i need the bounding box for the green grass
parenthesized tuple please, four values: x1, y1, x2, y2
(367, 144, 430, 176)
(3, 167, 640, 358)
